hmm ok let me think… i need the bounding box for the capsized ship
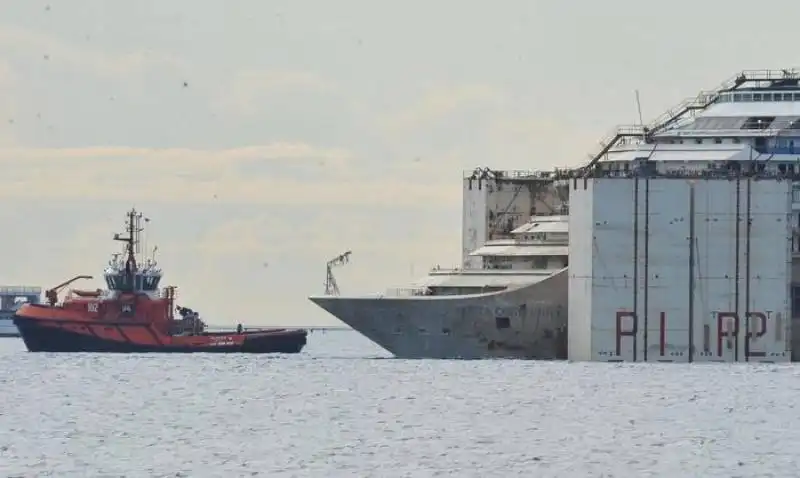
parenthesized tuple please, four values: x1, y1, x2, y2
(319, 68, 800, 362)
(310, 170, 571, 359)
(14, 209, 307, 353)
(572, 67, 800, 362)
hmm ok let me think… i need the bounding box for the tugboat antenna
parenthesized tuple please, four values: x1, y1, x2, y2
(113, 208, 141, 276)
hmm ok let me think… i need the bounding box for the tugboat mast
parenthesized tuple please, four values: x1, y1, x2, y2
(113, 209, 143, 283)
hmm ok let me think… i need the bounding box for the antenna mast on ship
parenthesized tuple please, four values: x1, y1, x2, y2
(113, 209, 144, 277)
(635, 89, 644, 127)
(324, 251, 352, 296)
(141, 216, 152, 263)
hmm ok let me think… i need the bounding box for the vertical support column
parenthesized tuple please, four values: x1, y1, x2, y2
(633, 177, 640, 359)
(734, 177, 741, 361)
(643, 178, 650, 361)
(688, 182, 696, 362)
(744, 177, 752, 361)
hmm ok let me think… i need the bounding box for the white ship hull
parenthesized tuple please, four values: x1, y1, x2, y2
(0, 317, 19, 337)
(310, 269, 568, 359)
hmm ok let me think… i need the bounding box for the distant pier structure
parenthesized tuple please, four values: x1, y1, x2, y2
(568, 68, 800, 363)
(0, 286, 42, 337)
(0, 286, 41, 311)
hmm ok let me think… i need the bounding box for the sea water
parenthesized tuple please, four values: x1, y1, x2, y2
(1, 330, 797, 477)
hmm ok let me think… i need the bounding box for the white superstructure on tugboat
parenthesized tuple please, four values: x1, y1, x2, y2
(570, 68, 800, 362)
(310, 169, 573, 359)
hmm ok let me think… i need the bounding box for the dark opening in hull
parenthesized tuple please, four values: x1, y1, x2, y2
(13, 318, 307, 354)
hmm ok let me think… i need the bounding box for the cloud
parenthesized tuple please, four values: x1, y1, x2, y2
(382, 84, 508, 135)
(0, 60, 18, 145)
(0, 144, 461, 207)
(212, 69, 335, 116)
(0, 25, 185, 79)
(0, 143, 352, 166)
(486, 117, 599, 170)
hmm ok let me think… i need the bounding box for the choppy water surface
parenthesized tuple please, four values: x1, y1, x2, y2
(1, 330, 799, 477)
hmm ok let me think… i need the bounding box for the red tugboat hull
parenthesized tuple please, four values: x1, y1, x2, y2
(13, 316, 307, 354)
(16, 209, 309, 354)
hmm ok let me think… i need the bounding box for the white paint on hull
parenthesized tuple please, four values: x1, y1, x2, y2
(310, 269, 568, 359)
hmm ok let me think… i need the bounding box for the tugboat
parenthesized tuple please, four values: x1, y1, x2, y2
(13, 209, 307, 353)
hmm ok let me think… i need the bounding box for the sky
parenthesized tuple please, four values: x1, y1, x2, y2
(2, 0, 800, 326)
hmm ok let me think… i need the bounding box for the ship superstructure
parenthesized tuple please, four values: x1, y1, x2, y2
(0, 286, 41, 337)
(571, 68, 800, 362)
(309, 170, 572, 359)
(405, 214, 569, 296)
(462, 167, 570, 269)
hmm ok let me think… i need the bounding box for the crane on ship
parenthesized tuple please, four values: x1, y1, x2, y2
(324, 251, 351, 296)
(45, 275, 93, 306)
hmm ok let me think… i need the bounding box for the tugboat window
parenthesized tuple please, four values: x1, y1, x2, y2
(142, 276, 159, 290)
(496, 317, 510, 329)
(118, 274, 133, 291)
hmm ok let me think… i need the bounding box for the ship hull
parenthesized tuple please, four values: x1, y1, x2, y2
(309, 269, 568, 359)
(13, 317, 307, 353)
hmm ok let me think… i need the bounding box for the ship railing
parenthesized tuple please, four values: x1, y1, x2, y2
(581, 69, 800, 176)
(645, 92, 722, 135)
(383, 287, 431, 297)
(734, 68, 800, 83)
(585, 125, 647, 164)
(504, 167, 581, 179)
(463, 167, 580, 181)
(667, 127, 788, 137)
(0, 286, 42, 295)
(646, 69, 800, 137)
(582, 166, 800, 181)
(582, 125, 647, 172)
